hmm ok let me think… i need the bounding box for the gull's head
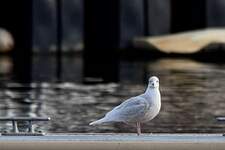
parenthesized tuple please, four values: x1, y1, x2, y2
(148, 76, 159, 89)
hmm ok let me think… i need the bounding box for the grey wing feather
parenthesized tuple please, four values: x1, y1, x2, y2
(104, 96, 149, 122)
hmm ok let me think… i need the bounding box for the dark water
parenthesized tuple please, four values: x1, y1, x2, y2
(0, 55, 225, 134)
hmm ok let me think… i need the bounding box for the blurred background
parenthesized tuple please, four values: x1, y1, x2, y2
(0, 0, 225, 133)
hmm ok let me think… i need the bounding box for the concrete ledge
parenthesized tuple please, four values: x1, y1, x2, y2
(0, 134, 225, 150)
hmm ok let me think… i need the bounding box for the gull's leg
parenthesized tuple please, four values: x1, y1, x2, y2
(136, 122, 141, 136)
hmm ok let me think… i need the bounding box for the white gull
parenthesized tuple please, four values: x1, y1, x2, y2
(89, 76, 161, 135)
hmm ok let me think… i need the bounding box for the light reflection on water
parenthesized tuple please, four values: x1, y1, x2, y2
(0, 58, 225, 133)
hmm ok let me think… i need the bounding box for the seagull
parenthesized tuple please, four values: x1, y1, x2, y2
(89, 76, 161, 135)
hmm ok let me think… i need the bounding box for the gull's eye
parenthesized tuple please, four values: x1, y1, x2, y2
(156, 80, 159, 83)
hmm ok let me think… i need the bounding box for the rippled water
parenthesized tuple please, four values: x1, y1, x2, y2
(0, 57, 225, 134)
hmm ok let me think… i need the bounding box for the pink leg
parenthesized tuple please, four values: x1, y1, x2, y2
(136, 122, 141, 136)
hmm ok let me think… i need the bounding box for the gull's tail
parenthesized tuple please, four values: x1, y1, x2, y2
(89, 118, 107, 126)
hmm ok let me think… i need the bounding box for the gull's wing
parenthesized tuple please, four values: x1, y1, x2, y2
(104, 96, 150, 122)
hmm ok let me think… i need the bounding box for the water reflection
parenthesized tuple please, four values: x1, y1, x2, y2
(0, 58, 225, 133)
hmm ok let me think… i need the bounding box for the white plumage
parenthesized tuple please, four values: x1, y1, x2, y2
(89, 76, 161, 135)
